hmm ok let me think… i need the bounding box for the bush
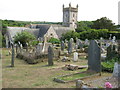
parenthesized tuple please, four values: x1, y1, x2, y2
(61, 30, 79, 41)
(48, 37, 60, 44)
(102, 57, 120, 72)
(14, 31, 36, 47)
(79, 29, 108, 40)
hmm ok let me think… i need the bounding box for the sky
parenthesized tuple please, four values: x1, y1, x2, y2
(0, 0, 119, 25)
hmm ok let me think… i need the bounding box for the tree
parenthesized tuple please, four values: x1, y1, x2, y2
(76, 21, 93, 32)
(61, 31, 79, 41)
(92, 17, 116, 31)
(14, 31, 36, 46)
(79, 29, 108, 40)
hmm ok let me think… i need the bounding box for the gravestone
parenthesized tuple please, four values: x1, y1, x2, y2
(36, 43, 43, 54)
(68, 39, 73, 54)
(48, 46, 54, 66)
(88, 40, 101, 72)
(11, 43, 15, 67)
(15, 44, 18, 54)
(26, 43, 28, 52)
(76, 39, 83, 49)
(20, 44, 23, 53)
(107, 45, 117, 60)
(112, 62, 120, 78)
(76, 80, 83, 88)
(73, 52, 78, 62)
(84, 39, 89, 45)
(61, 41, 65, 51)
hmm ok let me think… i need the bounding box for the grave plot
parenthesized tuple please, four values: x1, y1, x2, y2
(53, 71, 99, 83)
(54, 40, 101, 83)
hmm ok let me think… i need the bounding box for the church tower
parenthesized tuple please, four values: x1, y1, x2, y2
(63, 3, 78, 29)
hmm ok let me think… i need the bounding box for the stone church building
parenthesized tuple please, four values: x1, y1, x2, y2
(6, 3, 78, 47)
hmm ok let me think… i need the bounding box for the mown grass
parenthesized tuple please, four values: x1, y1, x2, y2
(2, 48, 88, 88)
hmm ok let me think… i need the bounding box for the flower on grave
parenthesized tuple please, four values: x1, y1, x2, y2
(105, 82, 113, 88)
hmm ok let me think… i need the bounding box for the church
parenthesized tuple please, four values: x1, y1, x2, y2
(6, 3, 78, 47)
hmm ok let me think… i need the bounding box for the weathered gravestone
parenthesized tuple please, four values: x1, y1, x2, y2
(26, 43, 28, 52)
(15, 44, 18, 54)
(36, 43, 43, 54)
(112, 62, 120, 78)
(48, 46, 54, 66)
(68, 38, 73, 54)
(77, 39, 83, 49)
(73, 52, 78, 62)
(88, 40, 101, 72)
(61, 41, 65, 51)
(11, 43, 15, 67)
(107, 45, 118, 60)
(84, 39, 89, 46)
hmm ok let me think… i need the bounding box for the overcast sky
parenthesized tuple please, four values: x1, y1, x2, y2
(0, 0, 119, 25)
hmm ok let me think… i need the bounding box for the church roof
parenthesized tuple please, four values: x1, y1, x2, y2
(36, 25, 51, 37)
(7, 27, 39, 40)
(53, 26, 74, 38)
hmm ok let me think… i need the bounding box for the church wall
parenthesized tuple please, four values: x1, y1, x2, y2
(45, 26, 59, 40)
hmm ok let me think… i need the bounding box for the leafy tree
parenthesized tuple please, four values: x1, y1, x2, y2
(79, 29, 108, 40)
(61, 31, 79, 41)
(76, 21, 93, 32)
(14, 31, 36, 46)
(92, 17, 116, 31)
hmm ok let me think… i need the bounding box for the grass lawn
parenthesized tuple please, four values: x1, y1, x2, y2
(2, 48, 88, 88)
(1, 48, 113, 88)
(58, 71, 94, 81)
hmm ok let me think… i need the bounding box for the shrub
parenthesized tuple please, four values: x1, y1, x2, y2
(102, 57, 120, 72)
(79, 29, 108, 40)
(48, 37, 60, 44)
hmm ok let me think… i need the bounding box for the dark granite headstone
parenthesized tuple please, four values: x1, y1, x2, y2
(11, 43, 15, 67)
(88, 40, 101, 72)
(48, 46, 54, 66)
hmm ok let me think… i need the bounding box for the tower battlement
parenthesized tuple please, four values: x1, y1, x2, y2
(63, 3, 78, 29)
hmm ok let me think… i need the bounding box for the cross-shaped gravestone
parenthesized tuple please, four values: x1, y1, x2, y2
(48, 46, 54, 66)
(88, 40, 101, 72)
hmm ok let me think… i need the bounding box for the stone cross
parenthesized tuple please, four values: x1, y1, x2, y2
(88, 40, 101, 73)
(48, 46, 54, 66)
(61, 41, 65, 51)
(11, 43, 15, 67)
